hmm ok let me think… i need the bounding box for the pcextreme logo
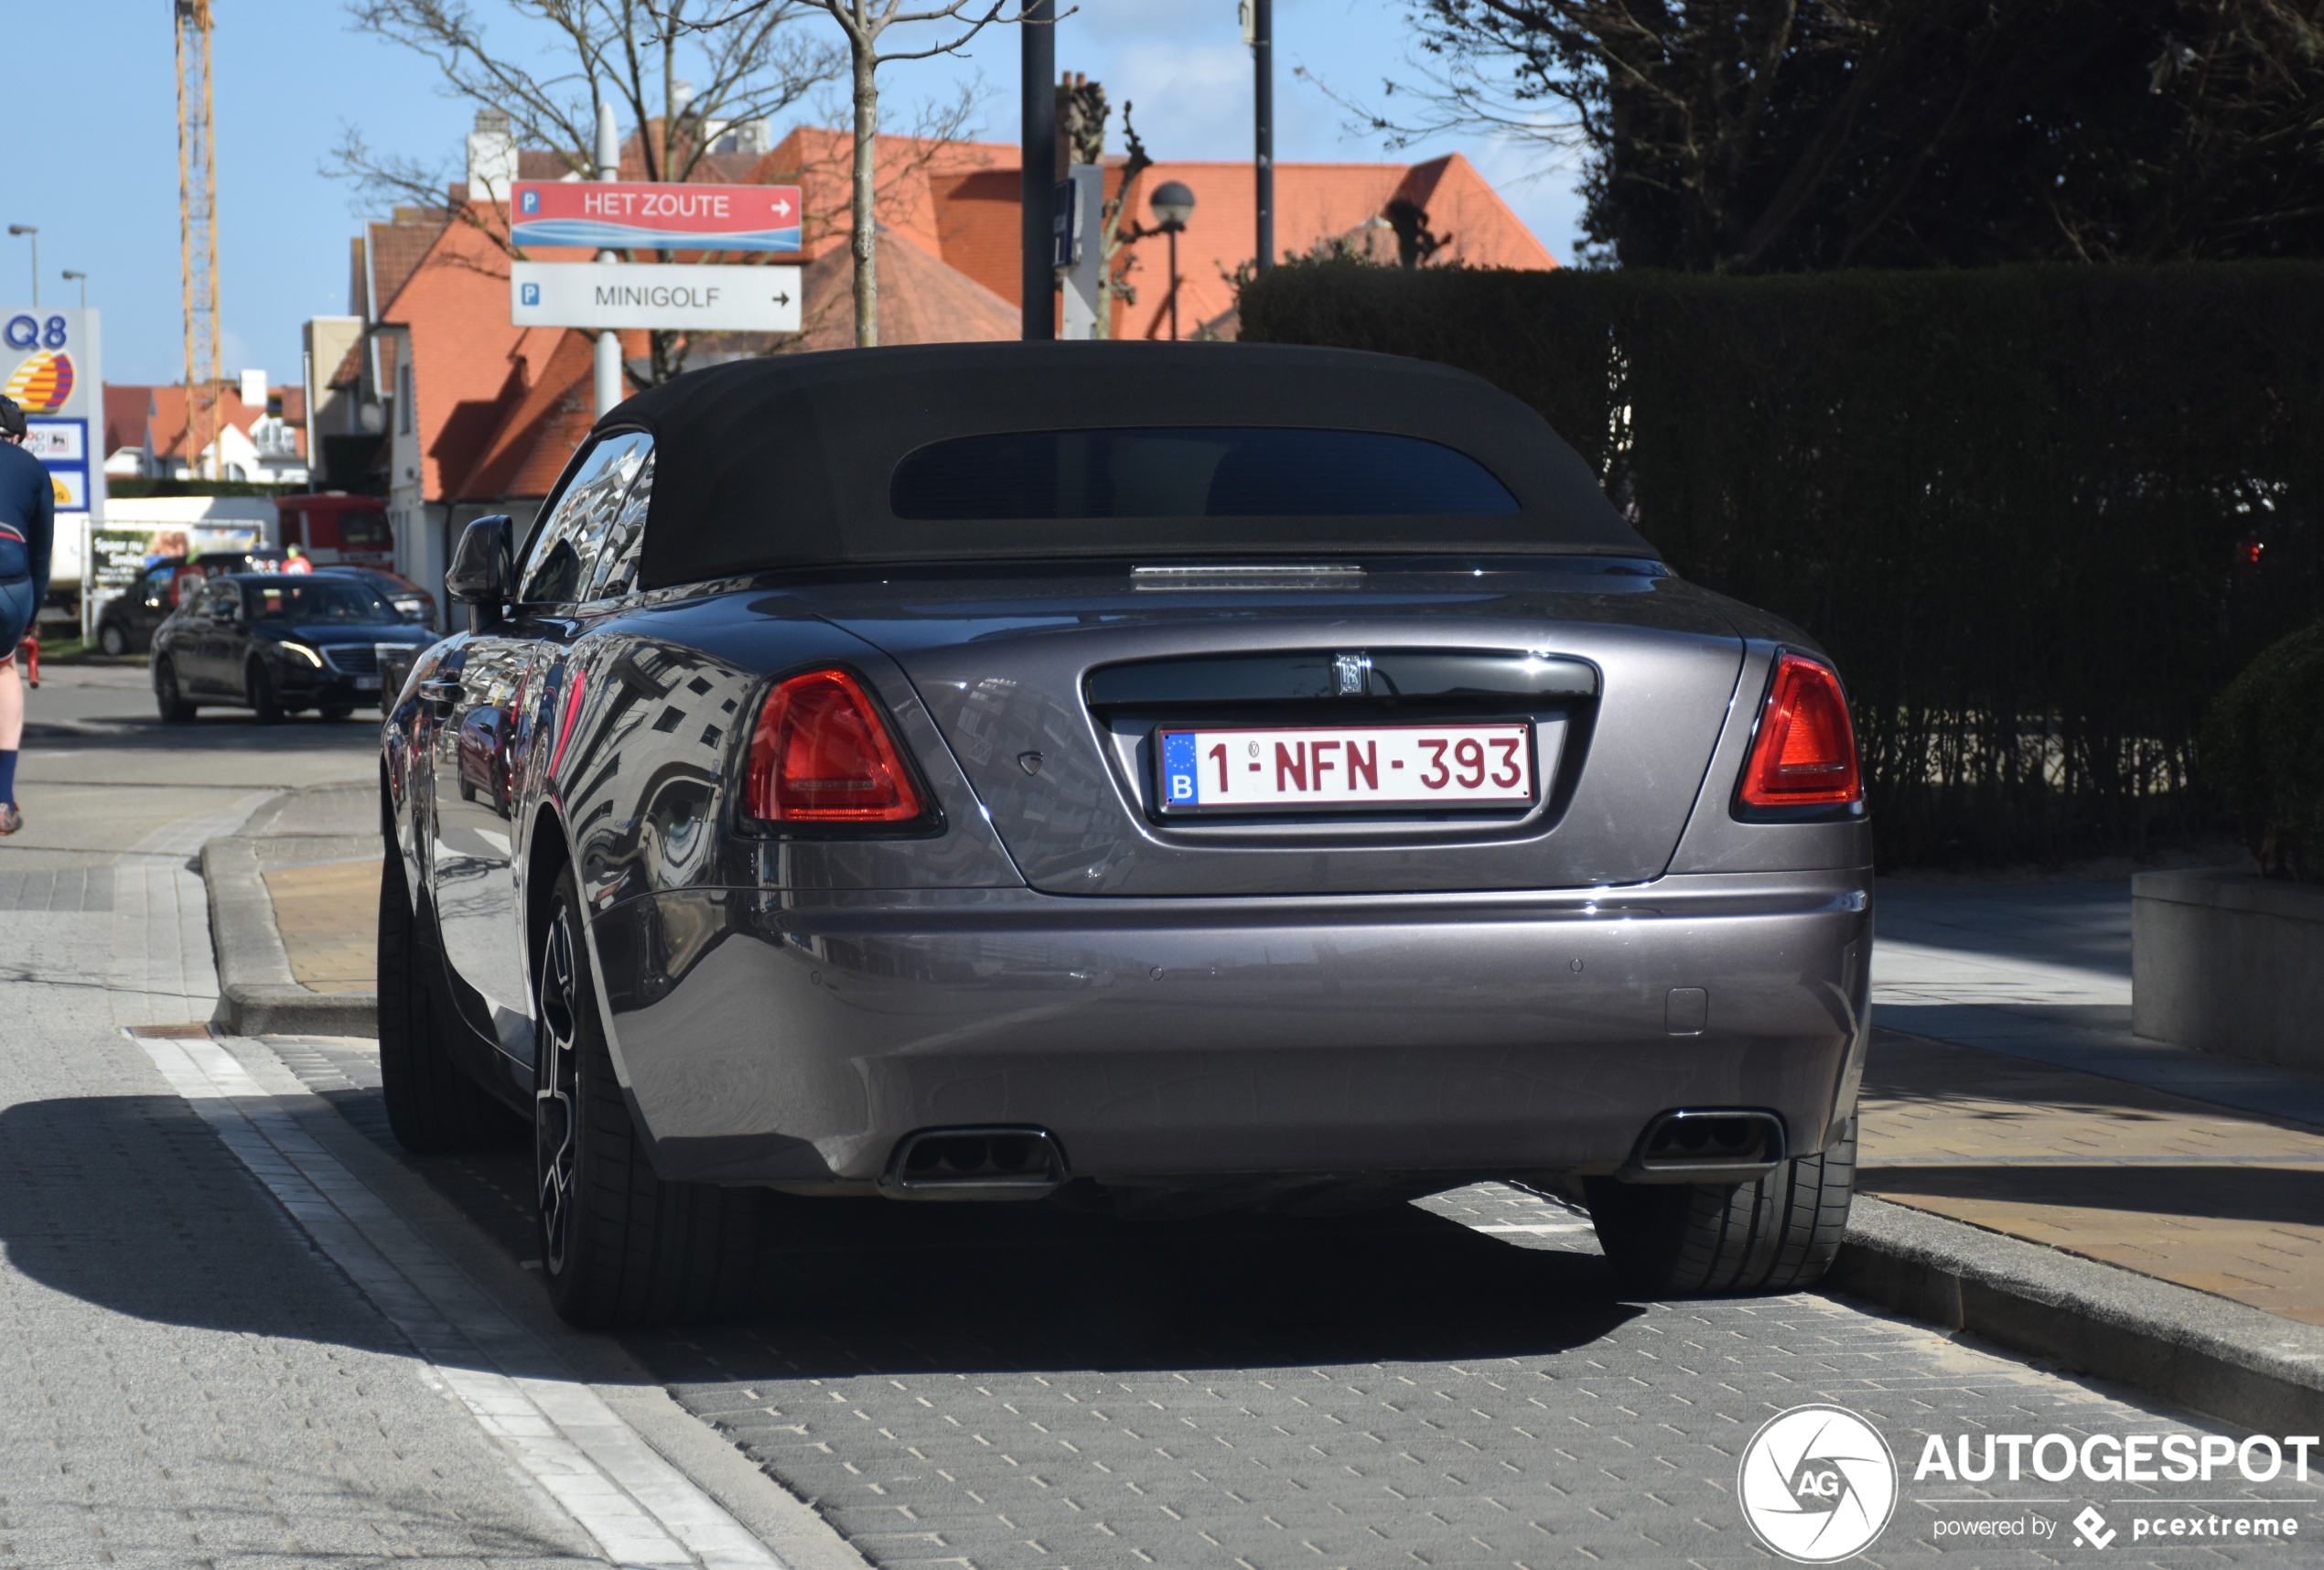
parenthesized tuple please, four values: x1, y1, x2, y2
(1738, 1403, 1900, 1563)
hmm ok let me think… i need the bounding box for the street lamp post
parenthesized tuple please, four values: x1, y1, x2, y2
(6, 226, 36, 306)
(1252, 0, 1272, 273)
(61, 270, 86, 307)
(1149, 182, 1196, 341)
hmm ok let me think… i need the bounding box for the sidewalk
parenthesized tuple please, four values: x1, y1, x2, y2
(1867, 876, 2324, 1328)
(204, 780, 382, 1032)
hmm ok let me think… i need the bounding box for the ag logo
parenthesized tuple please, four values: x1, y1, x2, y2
(1738, 1403, 1898, 1563)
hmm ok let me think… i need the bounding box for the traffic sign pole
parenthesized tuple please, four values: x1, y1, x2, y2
(594, 102, 622, 418)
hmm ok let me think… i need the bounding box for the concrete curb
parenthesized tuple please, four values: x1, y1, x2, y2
(1833, 1195, 2324, 1433)
(202, 835, 379, 1038)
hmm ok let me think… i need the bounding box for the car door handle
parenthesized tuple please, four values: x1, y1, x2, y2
(419, 678, 462, 712)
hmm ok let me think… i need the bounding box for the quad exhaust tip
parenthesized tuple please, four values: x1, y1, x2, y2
(881, 1125, 1068, 1199)
(1619, 1109, 1786, 1184)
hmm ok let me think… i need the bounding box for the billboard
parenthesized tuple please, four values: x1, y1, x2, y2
(510, 181, 803, 253)
(1, 306, 102, 519)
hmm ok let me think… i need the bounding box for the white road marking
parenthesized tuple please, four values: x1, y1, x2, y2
(1469, 1222, 1593, 1235)
(136, 1032, 785, 1570)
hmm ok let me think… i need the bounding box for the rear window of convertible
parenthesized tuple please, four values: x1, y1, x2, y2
(888, 427, 1521, 520)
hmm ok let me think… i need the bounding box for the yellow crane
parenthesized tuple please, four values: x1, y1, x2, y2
(176, 0, 221, 479)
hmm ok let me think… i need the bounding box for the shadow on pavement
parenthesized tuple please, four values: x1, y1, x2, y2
(27, 713, 382, 757)
(0, 1089, 1641, 1378)
(0, 1093, 417, 1353)
(1861, 1161, 2324, 1229)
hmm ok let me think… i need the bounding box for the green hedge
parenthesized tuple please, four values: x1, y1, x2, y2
(1241, 262, 2324, 865)
(2204, 619, 2324, 882)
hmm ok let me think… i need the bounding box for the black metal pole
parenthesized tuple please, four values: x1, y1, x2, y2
(1020, 0, 1056, 339)
(1168, 229, 1180, 340)
(1253, 0, 1274, 272)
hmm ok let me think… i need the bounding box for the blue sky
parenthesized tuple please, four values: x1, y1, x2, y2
(0, 0, 1584, 388)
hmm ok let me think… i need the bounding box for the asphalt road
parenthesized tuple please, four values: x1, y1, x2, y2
(3, 664, 2317, 1568)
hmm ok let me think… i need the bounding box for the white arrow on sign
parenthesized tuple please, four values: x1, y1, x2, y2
(511, 261, 803, 332)
(771, 197, 793, 219)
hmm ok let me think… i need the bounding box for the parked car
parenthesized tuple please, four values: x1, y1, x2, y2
(378, 343, 1873, 1329)
(95, 548, 291, 656)
(316, 564, 441, 630)
(152, 572, 437, 723)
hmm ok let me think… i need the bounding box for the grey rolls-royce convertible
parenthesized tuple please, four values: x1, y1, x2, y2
(378, 343, 1872, 1328)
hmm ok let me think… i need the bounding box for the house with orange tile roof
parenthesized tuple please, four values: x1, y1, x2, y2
(102, 372, 309, 484)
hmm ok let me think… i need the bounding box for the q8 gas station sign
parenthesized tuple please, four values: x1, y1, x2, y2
(2, 306, 103, 515)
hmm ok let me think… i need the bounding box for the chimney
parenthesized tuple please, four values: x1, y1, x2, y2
(241, 369, 268, 409)
(466, 106, 519, 207)
(671, 79, 694, 121)
(350, 235, 371, 319)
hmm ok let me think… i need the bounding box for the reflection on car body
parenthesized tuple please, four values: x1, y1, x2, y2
(376, 343, 1873, 1329)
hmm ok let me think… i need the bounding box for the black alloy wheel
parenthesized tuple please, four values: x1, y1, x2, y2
(246, 657, 285, 725)
(533, 863, 769, 1328)
(153, 658, 197, 724)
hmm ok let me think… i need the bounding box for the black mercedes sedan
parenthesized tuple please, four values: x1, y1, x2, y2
(379, 343, 1872, 1329)
(153, 572, 440, 722)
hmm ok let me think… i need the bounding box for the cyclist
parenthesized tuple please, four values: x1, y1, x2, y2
(0, 392, 54, 835)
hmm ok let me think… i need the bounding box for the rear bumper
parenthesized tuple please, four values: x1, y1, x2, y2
(589, 870, 1873, 1188)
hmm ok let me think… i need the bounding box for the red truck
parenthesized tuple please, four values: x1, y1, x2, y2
(274, 493, 393, 568)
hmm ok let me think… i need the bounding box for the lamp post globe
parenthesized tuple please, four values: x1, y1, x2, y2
(1149, 183, 1196, 340)
(1149, 182, 1196, 231)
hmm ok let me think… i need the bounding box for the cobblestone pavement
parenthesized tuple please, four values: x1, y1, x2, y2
(278, 1038, 2324, 1570)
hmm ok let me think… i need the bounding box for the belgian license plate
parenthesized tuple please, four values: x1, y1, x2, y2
(355, 675, 382, 692)
(1157, 722, 1535, 814)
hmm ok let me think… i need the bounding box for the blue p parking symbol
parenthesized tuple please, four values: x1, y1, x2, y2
(522, 283, 541, 306)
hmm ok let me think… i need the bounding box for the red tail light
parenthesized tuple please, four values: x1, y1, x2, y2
(745, 669, 924, 823)
(1738, 653, 1861, 809)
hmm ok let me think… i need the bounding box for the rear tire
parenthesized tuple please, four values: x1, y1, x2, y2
(98, 621, 130, 658)
(1585, 1117, 1856, 1296)
(534, 864, 765, 1328)
(246, 659, 285, 725)
(154, 658, 197, 723)
(378, 799, 522, 1152)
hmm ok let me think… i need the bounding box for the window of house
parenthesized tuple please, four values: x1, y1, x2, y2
(517, 431, 652, 605)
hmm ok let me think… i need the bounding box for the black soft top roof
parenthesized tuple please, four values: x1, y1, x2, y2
(607, 342, 1651, 590)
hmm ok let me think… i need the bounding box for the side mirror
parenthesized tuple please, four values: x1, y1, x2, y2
(447, 515, 513, 631)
